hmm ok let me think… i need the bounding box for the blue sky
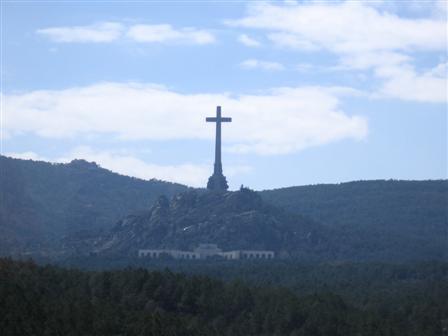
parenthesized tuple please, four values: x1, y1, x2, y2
(1, 0, 447, 190)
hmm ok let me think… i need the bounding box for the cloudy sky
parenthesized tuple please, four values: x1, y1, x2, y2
(1, 0, 447, 189)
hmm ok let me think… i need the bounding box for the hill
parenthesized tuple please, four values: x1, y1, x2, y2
(88, 188, 327, 259)
(0, 155, 188, 255)
(1, 156, 446, 261)
(260, 180, 448, 261)
(76, 181, 447, 261)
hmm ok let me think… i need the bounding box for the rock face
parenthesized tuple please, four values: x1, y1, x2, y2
(92, 188, 327, 258)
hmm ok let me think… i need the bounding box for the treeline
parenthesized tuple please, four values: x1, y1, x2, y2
(59, 257, 448, 308)
(1, 258, 447, 335)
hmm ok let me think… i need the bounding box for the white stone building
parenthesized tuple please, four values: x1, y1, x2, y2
(138, 243, 274, 260)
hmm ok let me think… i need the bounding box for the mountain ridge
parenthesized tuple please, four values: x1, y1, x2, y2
(1, 155, 446, 261)
(0, 155, 188, 255)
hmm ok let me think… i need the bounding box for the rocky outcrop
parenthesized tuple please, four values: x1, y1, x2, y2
(92, 188, 327, 258)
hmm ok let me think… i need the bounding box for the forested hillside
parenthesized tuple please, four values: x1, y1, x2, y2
(1, 258, 446, 336)
(59, 257, 448, 303)
(261, 180, 448, 261)
(1, 156, 446, 261)
(0, 156, 187, 255)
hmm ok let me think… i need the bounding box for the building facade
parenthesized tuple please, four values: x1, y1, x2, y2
(138, 244, 274, 260)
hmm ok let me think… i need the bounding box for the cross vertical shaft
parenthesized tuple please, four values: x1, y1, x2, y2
(214, 107, 222, 175)
(206, 106, 232, 191)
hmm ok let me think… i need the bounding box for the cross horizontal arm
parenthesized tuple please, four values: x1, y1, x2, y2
(221, 117, 232, 122)
(206, 117, 217, 122)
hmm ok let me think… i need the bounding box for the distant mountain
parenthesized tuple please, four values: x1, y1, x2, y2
(1, 156, 446, 262)
(88, 188, 327, 259)
(0, 155, 188, 255)
(260, 180, 448, 261)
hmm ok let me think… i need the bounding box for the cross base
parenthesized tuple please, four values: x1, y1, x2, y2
(207, 172, 229, 191)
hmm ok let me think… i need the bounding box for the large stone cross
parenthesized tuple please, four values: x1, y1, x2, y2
(206, 106, 232, 191)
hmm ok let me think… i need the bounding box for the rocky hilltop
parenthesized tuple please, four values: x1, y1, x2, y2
(92, 188, 327, 258)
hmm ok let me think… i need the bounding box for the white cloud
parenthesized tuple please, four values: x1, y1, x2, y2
(3, 82, 367, 155)
(337, 51, 412, 71)
(228, 1, 447, 103)
(267, 32, 319, 51)
(228, 2, 445, 53)
(337, 51, 447, 103)
(60, 146, 209, 187)
(37, 22, 124, 43)
(238, 34, 261, 47)
(240, 59, 285, 71)
(37, 22, 215, 45)
(376, 62, 447, 103)
(127, 24, 215, 44)
(337, 52, 447, 102)
(6, 147, 251, 188)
